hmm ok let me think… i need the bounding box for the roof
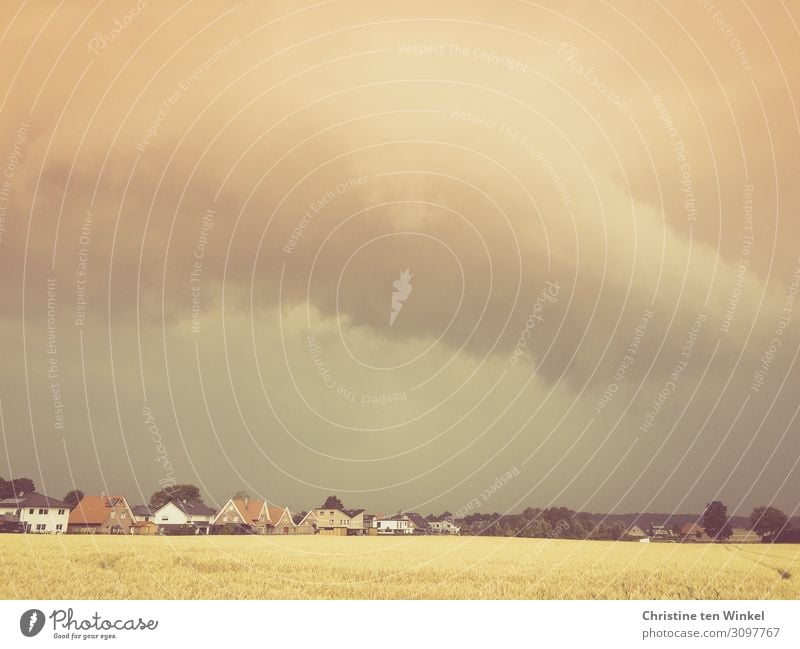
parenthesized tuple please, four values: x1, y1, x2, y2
(131, 505, 152, 517)
(68, 496, 129, 525)
(405, 512, 431, 530)
(268, 505, 290, 524)
(680, 523, 705, 535)
(232, 499, 266, 523)
(0, 492, 71, 509)
(169, 499, 216, 516)
(340, 508, 365, 518)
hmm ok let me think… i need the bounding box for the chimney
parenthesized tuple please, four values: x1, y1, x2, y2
(244, 497, 249, 508)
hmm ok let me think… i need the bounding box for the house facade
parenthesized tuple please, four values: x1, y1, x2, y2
(429, 520, 461, 535)
(131, 505, 153, 523)
(679, 523, 706, 542)
(373, 515, 413, 535)
(68, 495, 135, 534)
(0, 493, 71, 533)
(314, 508, 366, 535)
(213, 498, 269, 534)
(294, 510, 317, 535)
(152, 499, 216, 534)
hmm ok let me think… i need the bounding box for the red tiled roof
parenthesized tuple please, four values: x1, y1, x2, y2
(68, 496, 126, 525)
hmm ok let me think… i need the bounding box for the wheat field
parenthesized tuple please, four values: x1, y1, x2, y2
(1, 535, 798, 599)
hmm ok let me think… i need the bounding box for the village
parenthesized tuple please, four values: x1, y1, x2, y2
(0, 487, 789, 543)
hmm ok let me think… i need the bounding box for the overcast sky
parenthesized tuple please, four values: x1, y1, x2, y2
(0, 1, 798, 517)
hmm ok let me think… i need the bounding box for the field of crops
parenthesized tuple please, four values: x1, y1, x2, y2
(2, 535, 798, 599)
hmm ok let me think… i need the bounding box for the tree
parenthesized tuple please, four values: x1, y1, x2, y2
(63, 490, 84, 507)
(703, 501, 732, 541)
(232, 490, 250, 500)
(610, 521, 626, 541)
(149, 484, 202, 510)
(0, 477, 35, 499)
(750, 506, 789, 542)
(322, 495, 343, 510)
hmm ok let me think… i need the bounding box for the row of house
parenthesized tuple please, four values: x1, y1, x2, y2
(0, 492, 461, 537)
(625, 522, 759, 543)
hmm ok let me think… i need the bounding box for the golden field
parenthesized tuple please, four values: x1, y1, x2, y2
(1, 535, 798, 599)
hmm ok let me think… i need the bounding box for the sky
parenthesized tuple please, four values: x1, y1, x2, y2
(0, 1, 798, 517)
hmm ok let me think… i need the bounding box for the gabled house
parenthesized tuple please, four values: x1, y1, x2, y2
(152, 498, 216, 534)
(67, 495, 135, 534)
(0, 493, 71, 533)
(313, 507, 366, 535)
(293, 510, 317, 535)
(213, 498, 270, 534)
(131, 505, 153, 523)
(624, 524, 648, 540)
(679, 523, 706, 542)
(405, 512, 432, 535)
(267, 506, 297, 535)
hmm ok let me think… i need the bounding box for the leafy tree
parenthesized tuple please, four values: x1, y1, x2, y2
(610, 521, 626, 540)
(750, 506, 789, 542)
(63, 490, 84, 507)
(149, 484, 202, 510)
(232, 490, 250, 500)
(703, 501, 732, 540)
(322, 495, 344, 509)
(0, 477, 35, 499)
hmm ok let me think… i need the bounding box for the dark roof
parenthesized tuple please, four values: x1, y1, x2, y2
(170, 499, 216, 516)
(341, 508, 365, 518)
(131, 505, 152, 517)
(405, 512, 431, 530)
(0, 492, 71, 509)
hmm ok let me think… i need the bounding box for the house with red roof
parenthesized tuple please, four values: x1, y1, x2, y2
(68, 495, 135, 534)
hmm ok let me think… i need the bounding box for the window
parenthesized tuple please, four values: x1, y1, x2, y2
(223, 516, 228, 522)
(161, 516, 168, 521)
(29, 508, 34, 514)
(39, 508, 48, 515)
(121, 512, 126, 519)
(110, 511, 116, 519)
(36, 524, 46, 531)
(228, 505, 234, 512)
(234, 516, 239, 522)
(56, 524, 63, 531)
(58, 509, 65, 515)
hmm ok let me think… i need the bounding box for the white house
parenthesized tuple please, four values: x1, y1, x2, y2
(372, 515, 413, 535)
(0, 492, 71, 533)
(151, 499, 216, 534)
(313, 508, 366, 535)
(429, 520, 461, 535)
